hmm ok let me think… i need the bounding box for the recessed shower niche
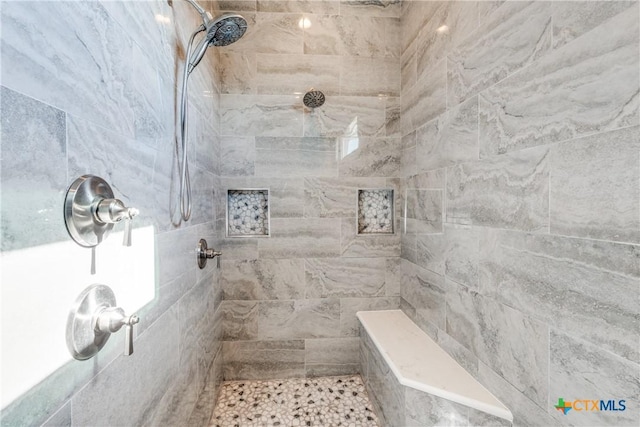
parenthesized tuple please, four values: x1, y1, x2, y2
(227, 189, 270, 237)
(357, 189, 394, 234)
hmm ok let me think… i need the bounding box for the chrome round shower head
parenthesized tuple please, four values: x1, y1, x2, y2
(207, 14, 247, 47)
(303, 90, 325, 108)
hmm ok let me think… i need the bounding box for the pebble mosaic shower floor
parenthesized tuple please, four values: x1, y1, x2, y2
(209, 375, 380, 427)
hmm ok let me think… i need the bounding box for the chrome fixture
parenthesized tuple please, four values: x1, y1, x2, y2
(64, 175, 139, 248)
(197, 238, 222, 269)
(177, 0, 248, 222)
(66, 284, 139, 360)
(303, 89, 325, 108)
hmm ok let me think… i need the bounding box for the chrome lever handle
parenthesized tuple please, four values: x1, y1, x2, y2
(95, 307, 139, 356)
(197, 239, 222, 269)
(124, 315, 139, 356)
(95, 199, 139, 247)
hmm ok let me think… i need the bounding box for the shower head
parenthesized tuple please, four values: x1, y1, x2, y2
(187, 13, 248, 74)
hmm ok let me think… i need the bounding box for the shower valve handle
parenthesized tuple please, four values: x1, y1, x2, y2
(94, 198, 139, 246)
(95, 307, 139, 356)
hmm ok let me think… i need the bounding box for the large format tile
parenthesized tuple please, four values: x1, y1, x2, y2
(0, 87, 67, 251)
(446, 145, 549, 231)
(305, 337, 360, 366)
(478, 4, 639, 157)
(258, 218, 341, 258)
(220, 136, 255, 176)
(257, 0, 339, 15)
(406, 189, 443, 234)
(221, 259, 305, 300)
(220, 94, 303, 137)
(445, 283, 549, 407)
(339, 297, 400, 337)
(550, 330, 640, 427)
(255, 136, 337, 177)
(338, 137, 401, 177)
(1, 0, 135, 136)
(340, 57, 400, 97)
(225, 12, 303, 54)
(305, 258, 387, 298)
(304, 96, 387, 138)
(549, 126, 640, 244)
(405, 387, 469, 427)
(220, 300, 259, 340)
(447, 1, 552, 107)
(222, 340, 306, 380)
(256, 53, 340, 95)
(443, 224, 480, 290)
(552, 0, 637, 50)
(401, 60, 446, 132)
(258, 299, 341, 339)
(416, 96, 478, 173)
(479, 228, 640, 363)
(218, 52, 256, 94)
(400, 265, 446, 331)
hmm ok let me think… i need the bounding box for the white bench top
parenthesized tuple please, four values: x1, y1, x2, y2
(357, 310, 513, 422)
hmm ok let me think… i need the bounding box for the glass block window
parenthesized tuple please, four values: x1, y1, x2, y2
(358, 189, 394, 234)
(227, 189, 270, 237)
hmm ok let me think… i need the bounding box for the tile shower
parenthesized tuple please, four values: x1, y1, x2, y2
(0, 2, 638, 427)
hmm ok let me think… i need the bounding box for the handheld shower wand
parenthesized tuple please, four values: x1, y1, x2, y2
(177, 1, 247, 222)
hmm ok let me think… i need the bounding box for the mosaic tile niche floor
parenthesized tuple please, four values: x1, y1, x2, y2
(209, 375, 380, 427)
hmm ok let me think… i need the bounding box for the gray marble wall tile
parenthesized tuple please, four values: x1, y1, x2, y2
(415, 0, 479, 80)
(220, 94, 303, 136)
(550, 330, 640, 426)
(444, 224, 480, 290)
(220, 136, 256, 176)
(303, 15, 396, 57)
(189, 167, 215, 226)
(218, 52, 257, 94)
(304, 177, 386, 218)
(71, 309, 180, 427)
(258, 298, 341, 339)
(405, 387, 469, 427)
(407, 168, 446, 190)
(400, 265, 446, 331)
(257, 1, 339, 14)
(445, 283, 549, 407)
(385, 257, 402, 297)
(41, 402, 71, 427)
(0, 86, 67, 251)
(338, 137, 401, 177)
(221, 259, 305, 300)
(305, 363, 360, 377)
(477, 362, 555, 427)
(447, 1, 552, 107)
(552, 0, 637, 50)
(304, 96, 387, 138)
(222, 340, 306, 380)
(401, 38, 418, 93)
(479, 228, 640, 363)
(341, 57, 400, 97)
(400, 145, 417, 179)
(401, 231, 418, 264)
(435, 331, 479, 377)
(406, 189, 443, 234)
(305, 337, 360, 365)
(341, 217, 401, 258)
(446, 145, 549, 231)
(385, 96, 401, 137)
(468, 408, 512, 427)
(258, 218, 341, 258)
(478, 4, 639, 157)
(305, 258, 387, 298)
(340, 0, 401, 18)
(339, 297, 400, 336)
(225, 12, 303, 54)
(255, 136, 338, 177)
(416, 96, 479, 173)
(1, 1, 135, 136)
(220, 300, 259, 340)
(219, 0, 258, 12)
(549, 126, 640, 244)
(362, 330, 406, 426)
(401, 60, 447, 132)
(416, 233, 446, 275)
(256, 53, 340, 95)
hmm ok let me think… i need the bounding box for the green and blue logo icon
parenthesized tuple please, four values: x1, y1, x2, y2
(554, 397, 626, 415)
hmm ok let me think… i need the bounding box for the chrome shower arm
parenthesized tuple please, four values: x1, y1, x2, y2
(184, 0, 213, 25)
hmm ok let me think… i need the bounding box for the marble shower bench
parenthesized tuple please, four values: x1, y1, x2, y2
(357, 310, 513, 426)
